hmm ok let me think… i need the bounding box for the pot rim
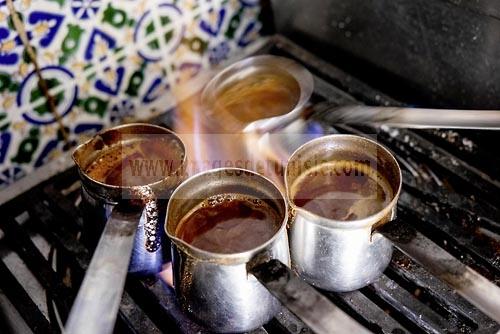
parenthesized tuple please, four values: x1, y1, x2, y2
(285, 134, 402, 230)
(200, 54, 314, 134)
(165, 167, 289, 264)
(72, 123, 187, 195)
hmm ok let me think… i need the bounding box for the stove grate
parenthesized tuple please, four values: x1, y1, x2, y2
(0, 36, 499, 334)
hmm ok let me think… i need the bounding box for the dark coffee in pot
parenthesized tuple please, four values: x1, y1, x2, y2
(85, 137, 184, 187)
(209, 69, 300, 124)
(291, 160, 393, 221)
(175, 194, 281, 254)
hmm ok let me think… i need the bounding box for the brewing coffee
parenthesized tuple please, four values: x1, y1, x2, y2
(85, 137, 184, 187)
(175, 193, 281, 254)
(210, 68, 300, 124)
(291, 160, 393, 221)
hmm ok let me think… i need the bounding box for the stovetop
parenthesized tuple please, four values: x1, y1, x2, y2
(0, 35, 499, 334)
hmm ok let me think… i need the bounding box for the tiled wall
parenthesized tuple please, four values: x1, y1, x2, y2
(0, 0, 265, 189)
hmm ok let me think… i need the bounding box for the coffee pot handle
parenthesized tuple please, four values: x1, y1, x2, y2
(249, 259, 373, 334)
(64, 207, 142, 334)
(377, 218, 500, 323)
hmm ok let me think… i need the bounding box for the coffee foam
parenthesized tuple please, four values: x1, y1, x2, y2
(291, 160, 394, 221)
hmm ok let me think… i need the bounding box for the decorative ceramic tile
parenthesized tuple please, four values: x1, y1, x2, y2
(0, 0, 265, 189)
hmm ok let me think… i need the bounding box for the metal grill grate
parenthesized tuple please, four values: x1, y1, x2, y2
(0, 36, 499, 334)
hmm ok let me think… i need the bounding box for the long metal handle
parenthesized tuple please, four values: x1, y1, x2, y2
(249, 259, 372, 334)
(378, 219, 500, 323)
(64, 208, 141, 334)
(314, 103, 500, 129)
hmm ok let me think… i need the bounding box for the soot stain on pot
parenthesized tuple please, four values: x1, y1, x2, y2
(287, 207, 296, 229)
(144, 199, 160, 252)
(175, 253, 195, 312)
(133, 186, 161, 253)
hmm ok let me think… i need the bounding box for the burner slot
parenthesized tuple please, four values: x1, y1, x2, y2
(328, 290, 410, 334)
(389, 251, 497, 332)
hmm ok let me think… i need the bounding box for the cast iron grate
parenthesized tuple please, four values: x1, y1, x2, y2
(0, 35, 499, 334)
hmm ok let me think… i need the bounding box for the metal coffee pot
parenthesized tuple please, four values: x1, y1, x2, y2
(165, 168, 370, 334)
(285, 134, 401, 292)
(284, 134, 500, 323)
(200, 55, 314, 134)
(67, 123, 187, 334)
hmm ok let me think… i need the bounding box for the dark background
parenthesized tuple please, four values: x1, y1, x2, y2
(270, 0, 500, 109)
